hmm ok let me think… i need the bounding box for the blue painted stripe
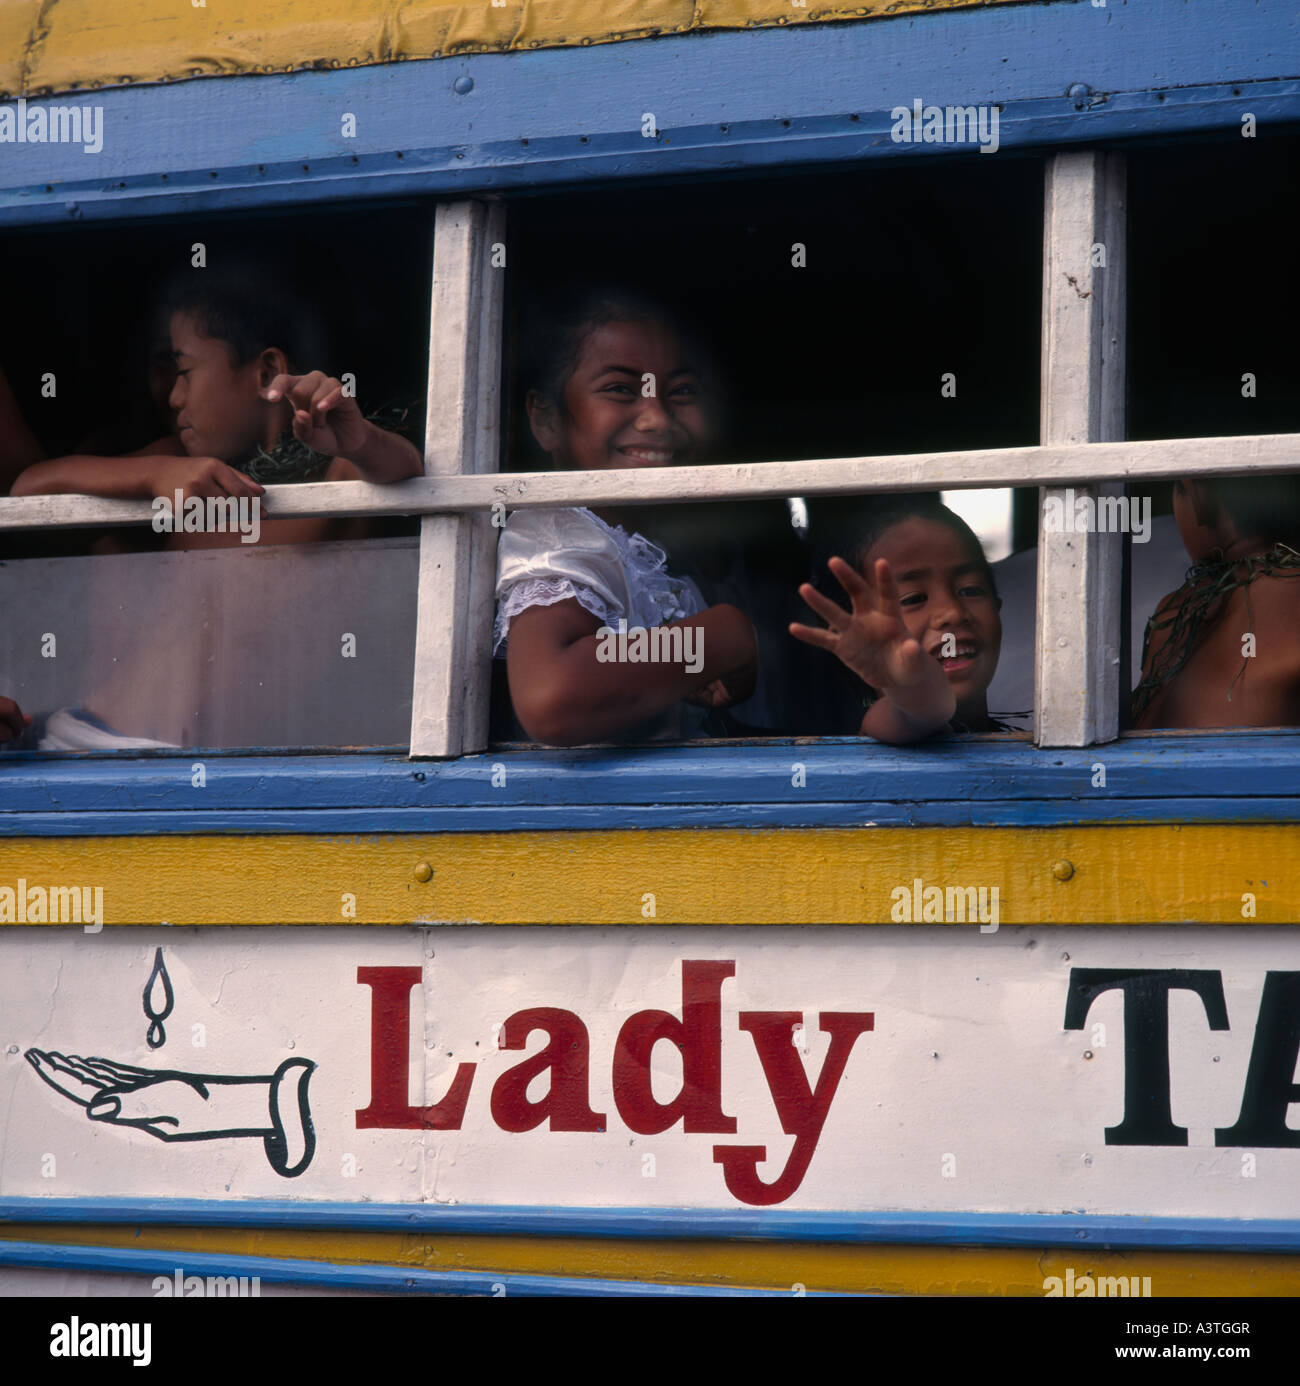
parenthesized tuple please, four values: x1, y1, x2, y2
(0, 1240, 824, 1295)
(4, 1199, 1300, 1253)
(5, 81, 1299, 229)
(1, 0, 1297, 225)
(2, 737, 1299, 835)
(3, 799, 1300, 835)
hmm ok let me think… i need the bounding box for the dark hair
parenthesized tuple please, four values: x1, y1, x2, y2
(1199, 475, 1300, 549)
(844, 494, 999, 599)
(162, 261, 329, 372)
(520, 286, 710, 406)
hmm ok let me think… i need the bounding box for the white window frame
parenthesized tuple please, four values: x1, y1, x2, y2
(409, 200, 506, 757)
(1036, 150, 1126, 747)
(3, 160, 1298, 755)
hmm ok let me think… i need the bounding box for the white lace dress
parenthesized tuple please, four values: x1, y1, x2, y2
(493, 507, 706, 651)
(493, 507, 710, 741)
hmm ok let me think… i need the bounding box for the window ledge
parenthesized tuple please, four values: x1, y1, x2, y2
(1, 732, 1297, 834)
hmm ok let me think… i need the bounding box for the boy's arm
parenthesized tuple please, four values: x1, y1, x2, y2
(506, 598, 757, 746)
(336, 422, 423, 483)
(858, 688, 954, 744)
(264, 373, 422, 483)
(0, 695, 33, 746)
(7, 438, 263, 505)
(9, 437, 179, 498)
(1, 368, 45, 495)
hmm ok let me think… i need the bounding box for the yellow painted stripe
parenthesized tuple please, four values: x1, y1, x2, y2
(3, 0, 1034, 100)
(0, 825, 1297, 925)
(2, 1223, 1297, 1295)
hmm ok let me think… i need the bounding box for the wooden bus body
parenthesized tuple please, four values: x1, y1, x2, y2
(0, 0, 1298, 1296)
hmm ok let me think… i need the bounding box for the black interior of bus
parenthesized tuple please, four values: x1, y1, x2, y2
(4, 134, 1294, 504)
(0, 206, 433, 495)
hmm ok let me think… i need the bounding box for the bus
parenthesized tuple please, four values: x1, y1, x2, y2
(1, 0, 1298, 1299)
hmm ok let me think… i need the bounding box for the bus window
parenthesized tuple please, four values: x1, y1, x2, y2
(1127, 134, 1300, 732)
(0, 538, 417, 750)
(492, 160, 1042, 744)
(0, 206, 430, 751)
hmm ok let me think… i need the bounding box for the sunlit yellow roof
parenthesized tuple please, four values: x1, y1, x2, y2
(1, 0, 1029, 99)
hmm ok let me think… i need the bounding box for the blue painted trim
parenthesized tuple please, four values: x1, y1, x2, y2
(5, 800, 1300, 835)
(0, 1240, 825, 1295)
(2, 736, 1298, 835)
(4, 1199, 1299, 1253)
(1, 0, 1297, 225)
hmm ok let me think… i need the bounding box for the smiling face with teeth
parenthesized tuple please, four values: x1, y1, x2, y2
(861, 515, 1003, 724)
(525, 318, 714, 476)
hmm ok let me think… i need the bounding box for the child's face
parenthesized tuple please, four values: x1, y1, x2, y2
(168, 311, 272, 460)
(147, 330, 179, 428)
(529, 319, 715, 470)
(864, 516, 1002, 712)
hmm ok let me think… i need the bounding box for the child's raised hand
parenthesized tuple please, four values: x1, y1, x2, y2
(684, 665, 756, 710)
(682, 605, 758, 709)
(791, 556, 954, 721)
(263, 373, 368, 459)
(684, 677, 732, 710)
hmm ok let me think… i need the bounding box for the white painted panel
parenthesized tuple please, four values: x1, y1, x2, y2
(0, 929, 422, 1203)
(2, 926, 1297, 1218)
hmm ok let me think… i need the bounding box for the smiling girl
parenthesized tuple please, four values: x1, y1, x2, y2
(495, 290, 759, 746)
(791, 498, 1005, 742)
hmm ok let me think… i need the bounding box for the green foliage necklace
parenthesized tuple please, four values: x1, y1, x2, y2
(237, 400, 421, 486)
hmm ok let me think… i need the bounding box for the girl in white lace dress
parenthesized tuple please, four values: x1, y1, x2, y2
(494, 292, 759, 745)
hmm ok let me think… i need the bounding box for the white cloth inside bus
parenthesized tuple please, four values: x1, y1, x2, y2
(493, 506, 706, 651)
(38, 707, 180, 752)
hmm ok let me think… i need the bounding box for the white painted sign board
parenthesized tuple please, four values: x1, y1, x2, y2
(2, 926, 1297, 1216)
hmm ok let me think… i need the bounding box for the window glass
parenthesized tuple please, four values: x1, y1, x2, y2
(2, 539, 417, 751)
(1, 206, 430, 751)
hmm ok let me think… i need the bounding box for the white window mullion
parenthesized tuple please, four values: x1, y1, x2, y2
(408, 199, 506, 758)
(6, 435, 1298, 535)
(1036, 150, 1127, 748)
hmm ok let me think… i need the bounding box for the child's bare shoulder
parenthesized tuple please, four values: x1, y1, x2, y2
(1241, 569, 1300, 661)
(1141, 584, 1191, 660)
(1149, 585, 1185, 625)
(1248, 566, 1300, 607)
